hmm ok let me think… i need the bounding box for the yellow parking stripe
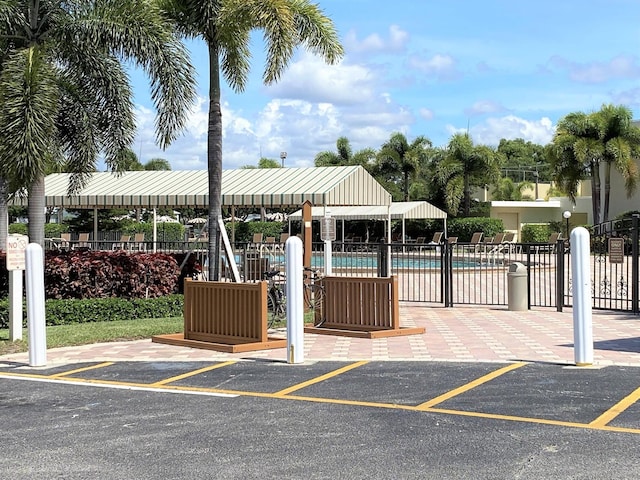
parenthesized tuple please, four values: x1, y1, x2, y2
(416, 362, 527, 409)
(151, 361, 237, 386)
(2, 369, 640, 435)
(50, 362, 114, 377)
(273, 361, 368, 396)
(589, 385, 640, 427)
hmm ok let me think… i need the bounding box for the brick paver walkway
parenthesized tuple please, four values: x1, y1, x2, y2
(2, 304, 640, 367)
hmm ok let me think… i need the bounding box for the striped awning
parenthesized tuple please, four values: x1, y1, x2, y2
(14, 166, 391, 208)
(288, 201, 447, 221)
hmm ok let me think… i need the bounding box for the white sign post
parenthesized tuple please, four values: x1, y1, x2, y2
(6, 234, 28, 341)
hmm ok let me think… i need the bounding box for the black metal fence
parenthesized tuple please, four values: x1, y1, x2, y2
(304, 220, 639, 314)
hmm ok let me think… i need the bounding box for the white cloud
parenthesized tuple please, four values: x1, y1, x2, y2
(419, 108, 434, 120)
(344, 24, 409, 54)
(549, 55, 640, 84)
(407, 53, 459, 80)
(268, 53, 376, 105)
(447, 115, 555, 146)
(464, 100, 507, 116)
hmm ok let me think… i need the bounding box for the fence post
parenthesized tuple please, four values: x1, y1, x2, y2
(633, 214, 639, 315)
(377, 239, 388, 277)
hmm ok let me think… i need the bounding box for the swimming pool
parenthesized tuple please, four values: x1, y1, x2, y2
(251, 253, 478, 270)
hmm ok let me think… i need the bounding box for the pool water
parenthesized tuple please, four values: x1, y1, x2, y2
(253, 253, 478, 269)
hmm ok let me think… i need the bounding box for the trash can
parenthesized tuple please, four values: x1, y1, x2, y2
(507, 262, 528, 311)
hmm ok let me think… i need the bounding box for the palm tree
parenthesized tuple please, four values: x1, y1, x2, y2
(492, 177, 533, 201)
(550, 104, 640, 223)
(374, 132, 432, 202)
(145, 158, 172, 171)
(0, 1, 196, 246)
(159, 0, 344, 280)
(435, 133, 500, 216)
(314, 136, 376, 168)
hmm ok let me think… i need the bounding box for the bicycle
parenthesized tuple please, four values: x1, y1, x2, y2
(303, 266, 325, 327)
(263, 270, 286, 328)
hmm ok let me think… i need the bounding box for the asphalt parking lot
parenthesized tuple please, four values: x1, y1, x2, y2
(2, 359, 640, 479)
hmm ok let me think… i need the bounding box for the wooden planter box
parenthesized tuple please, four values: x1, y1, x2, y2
(153, 278, 286, 353)
(304, 276, 425, 339)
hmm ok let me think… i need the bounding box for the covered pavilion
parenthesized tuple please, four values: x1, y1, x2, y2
(288, 201, 448, 242)
(15, 166, 392, 248)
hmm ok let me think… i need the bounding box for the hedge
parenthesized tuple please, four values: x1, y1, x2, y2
(0, 294, 184, 328)
(448, 217, 504, 242)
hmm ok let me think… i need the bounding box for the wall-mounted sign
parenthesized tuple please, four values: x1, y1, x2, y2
(608, 238, 624, 264)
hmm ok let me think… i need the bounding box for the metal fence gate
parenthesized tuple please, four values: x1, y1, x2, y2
(309, 217, 639, 314)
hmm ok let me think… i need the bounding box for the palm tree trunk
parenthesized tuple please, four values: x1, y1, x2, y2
(0, 177, 7, 250)
(28, 174, 46, 246)
(207, 42, 223, 281)
(591, 160, 601, 224)
(463, 173, 471, 216)
(603, 162, 611, 222)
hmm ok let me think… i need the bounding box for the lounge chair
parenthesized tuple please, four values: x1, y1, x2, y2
(72, 232, 91, 250)
(534, 232, 561, 253)
(112, 235, 131, 250)
(130, 233, 146, 251)
(461, 232, 483, 254)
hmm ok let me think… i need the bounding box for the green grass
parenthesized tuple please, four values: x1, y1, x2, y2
(0, 317, 183, 356)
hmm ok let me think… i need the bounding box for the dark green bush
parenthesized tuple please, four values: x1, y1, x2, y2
(123, 222, 185, 242)
(44, 223, 69, 238)
(8, 223, 27, 235)
(229, 221, 285, 243)
(521, 224, 553, 243)
(448, 217, 504, 242)
(0, 295, 184, 328)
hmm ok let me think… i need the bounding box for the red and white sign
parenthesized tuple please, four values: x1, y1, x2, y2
(6, 234, 28, 271)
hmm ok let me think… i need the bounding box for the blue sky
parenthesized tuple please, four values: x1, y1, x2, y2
(130, 0, 640, 170)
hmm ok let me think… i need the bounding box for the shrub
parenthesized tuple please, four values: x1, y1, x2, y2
(229, 221, 285, 243)
(44, 250, 180, 299)
(123, 222, 185, 243)
(8, 223, 27, 235)
(521, 224, 553, 243)
(448, 217, 504, 242)
(44, 223, 69, 238)
(0, 295, 184, 328)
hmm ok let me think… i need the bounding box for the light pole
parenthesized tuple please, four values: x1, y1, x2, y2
(280, 151, 287, 168)
(563, 210, 572, 238)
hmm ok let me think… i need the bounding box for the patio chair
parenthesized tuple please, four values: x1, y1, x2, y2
(73, 232, 91, 250)
(252, 233, 263, 244)
(279, 233, 290, 243)
(461, 232, 483, 254)
(130, 233, 146, 251)
(112, 235, 131, 250)
(534, 232, 561, 254)
(59, 232, 71, 250)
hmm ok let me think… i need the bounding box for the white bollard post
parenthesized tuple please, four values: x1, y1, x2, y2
(285, 236, 304, 364)
(26, 243, 47, 367)
(8, 270, 23, 341)
(324, 239, 332, 276)
(571, 227, 593, 366)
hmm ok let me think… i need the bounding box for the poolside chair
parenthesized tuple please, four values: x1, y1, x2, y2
(534, 232, 561, 253)
(59, 232, 71, 250)
(279, 233, 290, 243)
(252, 233, 263, 244)
(73, 232, 91, 250)
(112, 235, 131, 250)
(130, 233, 146, 251)
(461, 232, 483, 254)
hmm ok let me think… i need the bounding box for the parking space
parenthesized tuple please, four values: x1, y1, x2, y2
(1, 359, 639, 435)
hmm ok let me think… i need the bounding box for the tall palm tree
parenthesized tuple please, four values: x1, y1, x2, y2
(314, 136, 376, 168)
(550, 104, 640, 223)
(0, 1, 196, 246)
(158, 0, 344, 280)
(375, 132, 431, 202)
(435, 133, 500, 216)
